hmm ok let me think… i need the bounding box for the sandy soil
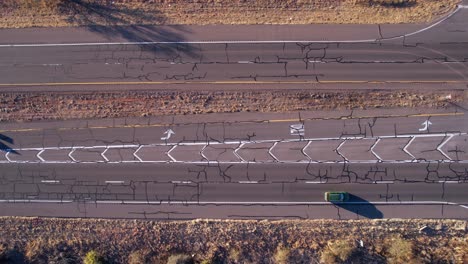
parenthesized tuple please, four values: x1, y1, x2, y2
(0, 0, 459, 28)
(0, 89, 461, 122)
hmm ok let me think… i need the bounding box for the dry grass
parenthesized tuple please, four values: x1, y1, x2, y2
(0, 0, 459, 28)
(0, 217, 466, 263)
(0, 89, 460, 122)
(273, 246, 291, 264)
(320, 240, 356, 264)
(385, 236, 416, 264)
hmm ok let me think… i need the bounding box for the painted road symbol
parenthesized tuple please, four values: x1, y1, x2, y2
(161, 129, 175, 140)
(418, 120, 433, 132)
(290, 124, 304, 136)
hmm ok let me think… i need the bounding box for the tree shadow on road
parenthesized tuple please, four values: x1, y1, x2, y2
(60, 0, 196, 57)
(0, 133, 19, 155)
(333, 194, 383, 219)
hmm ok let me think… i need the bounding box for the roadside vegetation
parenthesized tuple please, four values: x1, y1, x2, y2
(0, 0, 458, 28)
(0, 217, 466, 263)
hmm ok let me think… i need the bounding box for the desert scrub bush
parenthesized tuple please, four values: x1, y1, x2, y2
(320, 240, 356, 264)
(385, 236, 416, 264)
(167, 254, 194, 264)
(273, 246, 291, 264)
(83, 250, 104, 264)
(228, 247, 241, 263)
(128, 249, 151, 264)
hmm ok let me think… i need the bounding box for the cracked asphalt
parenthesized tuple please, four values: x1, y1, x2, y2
(0, 111, 467, 219)
(1, 5, 468, 219)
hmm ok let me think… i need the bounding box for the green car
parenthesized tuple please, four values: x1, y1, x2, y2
(324, 192, 350, 202)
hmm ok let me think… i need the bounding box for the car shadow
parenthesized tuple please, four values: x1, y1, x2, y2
(332, 194, 383, 219)
(0, 133, 19, 155)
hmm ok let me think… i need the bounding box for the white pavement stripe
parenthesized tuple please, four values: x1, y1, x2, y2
(238, 181, 258, 184)
(268, 141, 280, 162)
(40, 180, 60, 183)
(200, 144, 209, 162)
(5, 151, 11, 162)
(437, 134, 454, 160)
(68, 148, 77, 162)
(438, 180, 459, 184)
(1, 200, 467, 208)
(105, 181, 124, 184)
(336, 140, 348, 161)
(36, 149, 45, 162)
(374, 181, 394, 184)
(301, 141, 313, 161)
(171, 181, 193, 184)
(101, 148, 110, 162)
(305, 181, 325, 184)
(167, 145, 177, 162)
(403, 137, 416, 160)
(234, 142, 246, 162)
(370, 138, 382, 161)
(133, 145, 143, 162)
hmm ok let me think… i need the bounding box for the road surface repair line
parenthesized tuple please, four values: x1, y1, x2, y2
(0, 5, 463, 47)
(1, 133, 466, 164)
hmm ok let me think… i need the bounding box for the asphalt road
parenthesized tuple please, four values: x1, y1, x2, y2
(1, 4, 468, 219)
(0, 5, 467, 88)
(1, 111, 467, 219)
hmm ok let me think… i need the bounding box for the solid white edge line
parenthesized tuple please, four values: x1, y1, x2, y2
(305, 181, 324, 184)
(1, 200, 467, 208)
(238, 181, 259, 184)
(437, 134, 454, 160)
(438, 180, 459, 184)
(403, 137, 417, 160)
(374, 181, 394, 184)
(0, 6, 462, 48)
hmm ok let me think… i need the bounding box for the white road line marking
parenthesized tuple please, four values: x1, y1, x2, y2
(133, 145, 143, 162)
(336, 140, 348, 161)
(305, 181, 324, 184)
(374, 181, 394, 184)
(167, 145, 177, 162)
(5, 151, 12, 162)
(238, 61, 252, 64)
(171, 181, 193, 184)
(105, 181, 125, 184)
(301, 141, 313, 161)
(268, 141, 280, 162)
(200, 144, 209, 162)
(458, 5, 468, 8)
(370, 138, 382, 161)
(41, 180, 60, 183)
(36, 149, 45, 162)
(101, 148, 110, 162)
(403, 137, 417, 159)
(68, 148, 77, 162)
(234, 142, 246, 162)
(438, 180, 459, 184)
(437, 134, 454, 160)
(238, 181, 258, 184)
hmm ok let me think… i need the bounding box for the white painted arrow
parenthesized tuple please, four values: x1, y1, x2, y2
(418, 120, 433, 132)
(160, 129, 175, 140)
